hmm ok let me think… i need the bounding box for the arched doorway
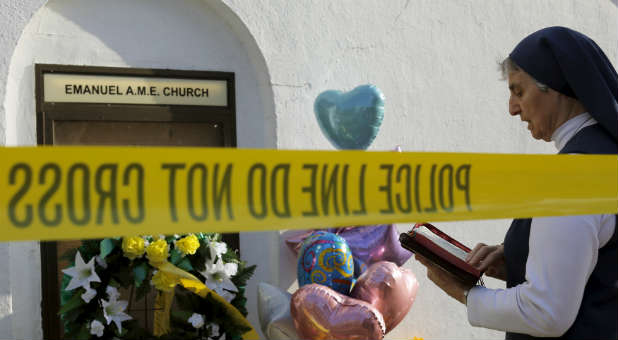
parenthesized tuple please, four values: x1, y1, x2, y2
(5, 1, 275, 338)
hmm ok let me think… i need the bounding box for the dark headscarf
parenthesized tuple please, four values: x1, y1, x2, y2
(509, 26, 618, 141)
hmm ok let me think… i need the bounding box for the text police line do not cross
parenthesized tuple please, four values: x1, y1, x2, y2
(6, 161, 472, 228)
(2, 146, 615, 241)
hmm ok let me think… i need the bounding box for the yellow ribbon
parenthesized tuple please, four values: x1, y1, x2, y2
(153, 290, 174, 336)
(153, 261, 258, 339)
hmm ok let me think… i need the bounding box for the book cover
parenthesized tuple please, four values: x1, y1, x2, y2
(399, 223, 483, 286)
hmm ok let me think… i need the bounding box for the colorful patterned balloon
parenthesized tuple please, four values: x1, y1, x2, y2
(297, 231, 355, 295)
(286, 225, 413, 277)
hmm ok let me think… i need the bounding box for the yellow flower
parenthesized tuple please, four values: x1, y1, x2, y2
(121, 236, 145, 260)
(146, 239, 169, 265)
(151, 270, 177, 292)
(176, 234, 200, 256)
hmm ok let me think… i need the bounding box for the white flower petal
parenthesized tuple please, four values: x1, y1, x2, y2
(62, 251, 101, 291)
(209, 322, 220, 337)
(223, 262, 238, 277)
(188, 313, 205, 329)
(95, 256, 108, 269)
(90, 320, 105, 337)
(217, 288, 235, 302)
(101, 297, 132, 333)
(81, 287, 97, 303)
(220, 278, 238, 293)
(106, 286, 120, 301)
(111, 312, 132, 333)
(209, 241, 227, 260)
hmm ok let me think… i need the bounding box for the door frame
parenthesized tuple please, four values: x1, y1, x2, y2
(35, 64, 237, 339)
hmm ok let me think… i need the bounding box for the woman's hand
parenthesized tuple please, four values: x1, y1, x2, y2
(465, 243, 507, 281)
(415, 255, 472, 305)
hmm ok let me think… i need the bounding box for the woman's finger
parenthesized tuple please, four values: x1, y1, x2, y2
(477, 249, 502, 271)
(465, 243, 487, 261)
(467, 245, 494, 266)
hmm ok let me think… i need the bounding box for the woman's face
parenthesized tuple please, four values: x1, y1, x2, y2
(507, 71, 567, 141)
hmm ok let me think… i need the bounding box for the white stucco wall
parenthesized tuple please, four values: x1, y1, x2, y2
(0, 1, 616, 339)
(222, 1, 617, 339)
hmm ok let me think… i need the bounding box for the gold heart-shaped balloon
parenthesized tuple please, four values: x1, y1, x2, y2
(290, 283, 385, 340)
(350, 261, 419, 333)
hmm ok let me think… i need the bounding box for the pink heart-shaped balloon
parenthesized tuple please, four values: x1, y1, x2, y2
(350, 261, 419, 333)
(290, 283, 385, 340)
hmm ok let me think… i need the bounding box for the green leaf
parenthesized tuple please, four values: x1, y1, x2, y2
(100, 238, 116, 259)
(58, 291, 86, 315)
(171, 309, 193, 323)
(176, 257, 193, 271)
(75, 324, 90, 340)
(170, 248, 183, 265)
(133, 262, 149, 287)
(222, 251, 237, 263)
(231, 264, 256, 288)
(61, 308, 82, 323)
(81, 239, 101, 260)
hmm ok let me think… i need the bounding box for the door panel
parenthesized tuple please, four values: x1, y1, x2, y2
(53, 121, 223, 146)
(53, 120, 226, 334)
(37, 65, 237, 340)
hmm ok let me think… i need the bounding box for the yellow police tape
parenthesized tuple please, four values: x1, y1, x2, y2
(0, 146, 616, 241)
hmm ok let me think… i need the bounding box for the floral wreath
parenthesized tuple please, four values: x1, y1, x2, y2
(59, 233, 256, 339)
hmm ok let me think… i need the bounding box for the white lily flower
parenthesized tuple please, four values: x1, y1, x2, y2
(200, 260, 238, 302)
(89, 320, 105, 337)
(209, 241, 227, 260)
(187, 313, 205, 329)
(81, 287, 97, 303)
(62, 251, 101, 291)
(106, 286, 121, 300)
(101, 297, 132, 333)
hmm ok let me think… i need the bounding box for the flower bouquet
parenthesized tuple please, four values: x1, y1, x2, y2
(59, 233, 256, 339)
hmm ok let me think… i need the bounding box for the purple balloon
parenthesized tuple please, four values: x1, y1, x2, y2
(285, 225, 413, 277)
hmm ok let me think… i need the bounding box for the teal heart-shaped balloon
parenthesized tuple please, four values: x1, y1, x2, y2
(314, 85, 384, 150)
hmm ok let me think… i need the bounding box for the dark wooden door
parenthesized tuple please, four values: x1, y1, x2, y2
(36, 64, 237, 339)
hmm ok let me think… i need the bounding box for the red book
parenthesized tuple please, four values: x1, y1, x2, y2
(399, 223, 484, 286)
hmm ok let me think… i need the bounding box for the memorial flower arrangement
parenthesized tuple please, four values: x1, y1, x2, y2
(59, 233, 256, 339)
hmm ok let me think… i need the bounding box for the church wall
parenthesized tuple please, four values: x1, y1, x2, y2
(223, 1, 617, 338)
(0, 1, 616, 339)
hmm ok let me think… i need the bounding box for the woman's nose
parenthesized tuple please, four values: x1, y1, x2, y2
(509, 97, 520, 116)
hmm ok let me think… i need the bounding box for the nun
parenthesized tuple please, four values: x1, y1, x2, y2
(415, 26, 617, 339)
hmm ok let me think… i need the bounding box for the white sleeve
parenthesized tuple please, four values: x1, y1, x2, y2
(466, 214, 614, 337)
